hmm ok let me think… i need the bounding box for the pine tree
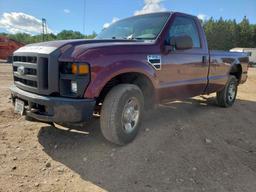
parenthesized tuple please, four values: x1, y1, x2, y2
(238, 16, 252, 48)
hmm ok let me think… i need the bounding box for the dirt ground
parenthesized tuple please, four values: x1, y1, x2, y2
(0, 63, 256, 192)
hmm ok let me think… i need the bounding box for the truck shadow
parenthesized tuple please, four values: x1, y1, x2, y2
(38, 97, 256, 192)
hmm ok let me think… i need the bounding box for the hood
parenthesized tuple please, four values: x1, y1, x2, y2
(14, 39, 146, 55)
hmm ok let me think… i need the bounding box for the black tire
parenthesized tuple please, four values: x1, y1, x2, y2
(216, 75, 238, 107)
(100, 84, 144, 145)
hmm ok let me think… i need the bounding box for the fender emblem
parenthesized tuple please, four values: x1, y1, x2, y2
(147, 55, 162, 70)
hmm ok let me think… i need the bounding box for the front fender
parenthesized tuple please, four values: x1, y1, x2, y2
(84, 60, 158, 98)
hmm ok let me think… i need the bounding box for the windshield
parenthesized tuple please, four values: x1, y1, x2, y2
(96, 13, 170, 41)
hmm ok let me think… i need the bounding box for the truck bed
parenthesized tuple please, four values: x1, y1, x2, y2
(210, 50, 248, 58)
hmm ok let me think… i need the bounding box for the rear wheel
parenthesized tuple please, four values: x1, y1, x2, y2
(216, 75, 238, 107)
(100, 84, 144, 145)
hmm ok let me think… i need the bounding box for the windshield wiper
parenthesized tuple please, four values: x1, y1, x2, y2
(125, 34, 154, 41)
(99, 36, 145, 41)
(111, 36, 134, 40)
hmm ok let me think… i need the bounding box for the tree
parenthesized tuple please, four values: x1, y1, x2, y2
(253, 25, 256, 47)
(238, 16, 253, 47)
(1, 17, 256, 49)
(85, 31, 97, 39)
(203, 16, 256, 50)
(56, 30, 85, 40)
(7, 33, 32, 44)
(0, 30, 97, 44)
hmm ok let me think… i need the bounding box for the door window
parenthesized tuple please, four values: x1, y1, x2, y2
(167, 16, 201, 48)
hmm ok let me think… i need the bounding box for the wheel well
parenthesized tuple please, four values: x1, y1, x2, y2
(230, 64, 242, 82)
(96, 73, 155, 110)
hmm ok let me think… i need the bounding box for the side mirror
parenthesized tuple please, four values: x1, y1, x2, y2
(169, 35, 193, 51)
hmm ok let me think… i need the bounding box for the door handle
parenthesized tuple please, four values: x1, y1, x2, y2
(202, 56, 208, 64)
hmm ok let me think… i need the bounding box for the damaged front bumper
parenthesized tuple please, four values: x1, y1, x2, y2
(10, 85, 96, 124)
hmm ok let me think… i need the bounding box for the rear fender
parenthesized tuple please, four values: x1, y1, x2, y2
(229, 57, 248, 84)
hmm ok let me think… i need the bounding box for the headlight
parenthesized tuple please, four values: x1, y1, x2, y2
(59, 62, 90, 98)
(71, 81, 78, 93)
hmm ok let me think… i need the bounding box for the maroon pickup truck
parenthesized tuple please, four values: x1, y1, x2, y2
(10, 12, 249, 145)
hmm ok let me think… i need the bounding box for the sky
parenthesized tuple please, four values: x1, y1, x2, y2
(0, 0, 256, 35)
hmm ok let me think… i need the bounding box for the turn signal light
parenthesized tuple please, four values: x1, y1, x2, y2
(71, 64, 78, 74)
(71, 63, 89, 75)
(79, 64, 89, 75)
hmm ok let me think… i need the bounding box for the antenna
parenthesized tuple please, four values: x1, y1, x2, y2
(83, 0, 86, 34)
(42, 18, 47, 41)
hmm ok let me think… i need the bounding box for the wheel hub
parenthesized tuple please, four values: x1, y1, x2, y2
(122, 97, 140, 133)
(228, 82, 236, 102)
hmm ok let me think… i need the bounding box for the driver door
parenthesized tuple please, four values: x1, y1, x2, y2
(158, 15, 209, 100)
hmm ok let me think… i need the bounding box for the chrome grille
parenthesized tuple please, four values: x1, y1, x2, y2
(12, 55, 49, 92)
(13, 56, 37, 63)
(14, 77, 38, 88)
(12, 48, 60, 96)
(13, 58, 38, 89)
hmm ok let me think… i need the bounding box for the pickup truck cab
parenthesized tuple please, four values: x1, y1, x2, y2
(10, 12, 249, 145)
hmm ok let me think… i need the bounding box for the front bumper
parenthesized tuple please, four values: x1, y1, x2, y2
(10, 85, 96, 123)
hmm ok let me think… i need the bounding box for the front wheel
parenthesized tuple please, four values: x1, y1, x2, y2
(216, 75, 238, 107)
(100, 84, 144, 145)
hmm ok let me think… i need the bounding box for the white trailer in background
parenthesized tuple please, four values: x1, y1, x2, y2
(230, 48, 256, 66)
